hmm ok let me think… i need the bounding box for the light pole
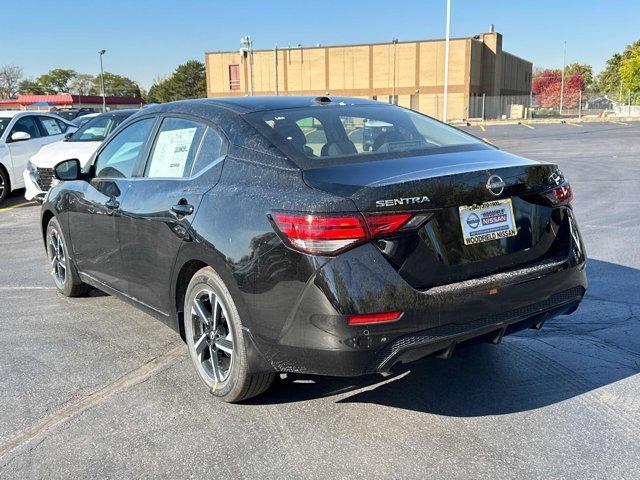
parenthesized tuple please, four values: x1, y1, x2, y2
(98, 50, 106, 112)
(559, 41, 566, 116)
(443, 0, 451, 123)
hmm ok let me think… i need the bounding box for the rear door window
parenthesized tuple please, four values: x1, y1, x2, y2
(145, 117, 206, 178)
(38, 116, 64, 136)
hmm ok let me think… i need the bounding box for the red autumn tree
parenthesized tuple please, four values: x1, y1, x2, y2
(532, 69, 561, 95)
(537, 73, 584, 108)
(533, 68, 585, 109)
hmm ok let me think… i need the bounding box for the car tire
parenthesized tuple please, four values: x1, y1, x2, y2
(0, 167, 9, 205)
(184, 266, 275, 402)
(46, 217, 91, 297)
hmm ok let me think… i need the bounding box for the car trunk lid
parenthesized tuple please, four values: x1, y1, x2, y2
(302, 149, 569, 288)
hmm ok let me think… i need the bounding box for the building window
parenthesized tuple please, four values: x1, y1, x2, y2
(229, 65, 240, 91)
(389, 95, 398, 105)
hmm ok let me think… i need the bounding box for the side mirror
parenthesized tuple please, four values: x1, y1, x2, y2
(11, 131, 31, 142)
(64, 132, 74, 140)
(53, 159, 81, 181)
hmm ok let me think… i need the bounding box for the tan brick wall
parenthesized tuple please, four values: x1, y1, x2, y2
(204, 33, 530, 121)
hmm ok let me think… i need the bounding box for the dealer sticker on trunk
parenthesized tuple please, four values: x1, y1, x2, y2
(458, 199, 517, 245)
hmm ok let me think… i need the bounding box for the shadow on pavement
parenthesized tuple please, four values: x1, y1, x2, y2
(0, 189, 34, 210)
(255, 259, 639, 415)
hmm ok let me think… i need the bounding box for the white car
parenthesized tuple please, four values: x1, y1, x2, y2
(0, 111, 76, 204)
(24, 109, 136, 202)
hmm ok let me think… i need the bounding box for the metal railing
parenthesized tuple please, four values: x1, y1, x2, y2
(467, 91, 640, 121)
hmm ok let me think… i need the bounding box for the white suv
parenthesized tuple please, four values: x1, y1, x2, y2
(0, 111, 76, 204)
(24, 109, 135, 202)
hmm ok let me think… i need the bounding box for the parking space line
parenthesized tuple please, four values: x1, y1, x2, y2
(0, 201, 35, 213)
(479, 124, 486, 131)
(521, 123, 535, 129)
(608, 120, 629, 126)
(565, 122, 583, 127)
(0, 344, 185, 460)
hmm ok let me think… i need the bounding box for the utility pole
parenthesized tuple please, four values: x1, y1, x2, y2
(274, 45, 279, 95)
(98, 49, 106, 112)
(392, 39, 398, 103)
(443, 0, 451, 123)
(240, 36, 254, 96)
(559, 41, 566, 116)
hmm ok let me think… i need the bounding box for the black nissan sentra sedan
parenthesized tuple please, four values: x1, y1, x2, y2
(41, 96, 587, 402)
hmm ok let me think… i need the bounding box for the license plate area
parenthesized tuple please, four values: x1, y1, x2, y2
(458, 199, 517, 245)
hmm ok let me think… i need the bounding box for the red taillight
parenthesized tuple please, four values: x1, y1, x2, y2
(347, 311, 402, 326)
(270, 211, 431, 255)
(543, 183, 573, 206)
(364, 213, 413, 236)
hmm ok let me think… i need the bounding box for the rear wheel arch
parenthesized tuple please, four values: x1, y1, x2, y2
(175, 259, 209, 341)
(173, 251, 249, 340)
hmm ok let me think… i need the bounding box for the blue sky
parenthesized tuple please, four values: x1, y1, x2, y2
(1, 0, 638, 89)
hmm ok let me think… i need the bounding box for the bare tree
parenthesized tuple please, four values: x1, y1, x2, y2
(0, 65, 23, 99)
(70, 73, 94, 96)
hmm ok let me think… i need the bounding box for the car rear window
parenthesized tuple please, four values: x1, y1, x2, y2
(245, 104, 485, 167)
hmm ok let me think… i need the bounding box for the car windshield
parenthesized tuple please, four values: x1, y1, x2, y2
(246, 104, 484, 166)
(0, 118, 11, 137)
(68, 114, 128, 142)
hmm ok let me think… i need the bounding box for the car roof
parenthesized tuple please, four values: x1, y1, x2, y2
(96, 109, 138, 119)
(0, 110, 25, 119)
(151, 96, 382, 115)
(0, 110, 71, 120)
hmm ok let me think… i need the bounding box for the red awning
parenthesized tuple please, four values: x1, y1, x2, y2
(16, 94, 143, 106)
(17, 94, 73, 105)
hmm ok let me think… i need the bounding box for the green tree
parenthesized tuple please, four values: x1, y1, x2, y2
(91, 72, 141, 97)
(619, 46, 640, 93)
(565, 63, 593, 90)
(146, 60, 206, 103)
(37, 68, 77, 93)
(595, 39, 640, 94)
(18, 79, 45, 95)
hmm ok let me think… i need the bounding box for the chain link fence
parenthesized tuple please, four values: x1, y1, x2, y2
(468, 91, 640, 120)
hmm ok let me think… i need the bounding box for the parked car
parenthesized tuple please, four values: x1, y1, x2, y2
(24, 109, 136, 202)
(41, 96, 587, 402)
(0, 111, 76, 204)
(53, 108, 96, 122)
(71, 113, 100, 128)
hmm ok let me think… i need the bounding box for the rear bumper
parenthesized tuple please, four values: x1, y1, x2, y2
(251, 220, 587, 376)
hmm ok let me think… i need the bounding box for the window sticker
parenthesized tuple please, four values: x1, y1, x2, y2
(148, 127, 197, 178)
(42, 118, 63, 135)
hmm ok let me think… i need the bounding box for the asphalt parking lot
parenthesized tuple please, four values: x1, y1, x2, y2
(1, 121, 639, 479)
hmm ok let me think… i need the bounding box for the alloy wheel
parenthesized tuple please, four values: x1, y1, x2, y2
(190, 288, 234, 383)
(48, 229, 66, 289)
(0, 175, 5, 199)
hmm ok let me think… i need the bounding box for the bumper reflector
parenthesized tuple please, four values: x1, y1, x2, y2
(347, 311, 402, 326)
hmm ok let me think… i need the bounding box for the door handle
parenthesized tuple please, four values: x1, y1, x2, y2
(171, 203, 194, 216)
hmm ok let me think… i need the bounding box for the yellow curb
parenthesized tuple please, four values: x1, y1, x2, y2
(0, 201, 35, 213)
